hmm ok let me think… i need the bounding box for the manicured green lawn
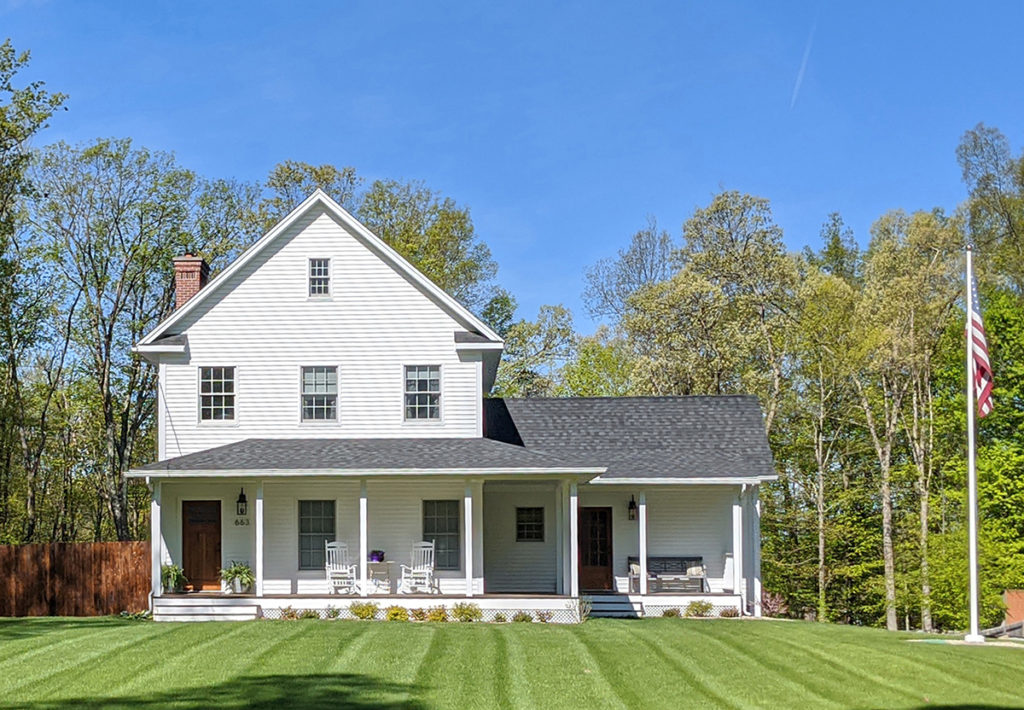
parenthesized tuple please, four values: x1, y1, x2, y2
(0, 617, 1021, 709)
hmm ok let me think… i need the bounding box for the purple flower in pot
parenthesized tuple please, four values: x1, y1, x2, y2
(369, 550, 385, 562)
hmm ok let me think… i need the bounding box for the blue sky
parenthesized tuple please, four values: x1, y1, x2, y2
(5, 1, 1023, 329)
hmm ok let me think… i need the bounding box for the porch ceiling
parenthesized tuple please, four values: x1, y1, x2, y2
(127, 437, 604, 478)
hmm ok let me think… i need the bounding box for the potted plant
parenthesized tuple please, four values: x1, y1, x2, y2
(220, 561, 255, 594)
(161, 564, 188, 594)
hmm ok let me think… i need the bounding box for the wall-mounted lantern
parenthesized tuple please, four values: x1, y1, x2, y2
(628, 495, 637, 521)
(236, 488, 248, 516)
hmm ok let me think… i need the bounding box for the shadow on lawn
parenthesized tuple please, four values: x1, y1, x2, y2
(0, 617, 130, 640)
(5, 673, 427, 710)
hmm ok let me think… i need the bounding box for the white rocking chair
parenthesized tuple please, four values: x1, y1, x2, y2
(325, 541, 358, 595)
(399, 541, 436, 594)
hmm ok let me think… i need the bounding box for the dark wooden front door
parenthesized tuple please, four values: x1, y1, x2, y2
(579, 507, 613, 591)
(182, 500, 221, 591)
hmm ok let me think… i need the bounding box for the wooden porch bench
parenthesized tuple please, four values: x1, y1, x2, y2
(627, 556, 708, 593)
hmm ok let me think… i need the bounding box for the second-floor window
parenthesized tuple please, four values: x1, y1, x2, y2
(404, 365, 440, 420)
(199, 366, 235, 421)
(309, 258, 330, 296)
(301, 366, 338, 421)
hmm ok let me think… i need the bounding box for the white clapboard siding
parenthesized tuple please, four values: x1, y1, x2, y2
(261, 479, 483, 596)
(160, 207, 483, 458)
(160, 480, 257, 590)
(482, 482, 559, 593)
(579, 484, 737, 593)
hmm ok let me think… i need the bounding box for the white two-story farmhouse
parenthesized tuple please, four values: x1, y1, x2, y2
(129, 190, 776, 622)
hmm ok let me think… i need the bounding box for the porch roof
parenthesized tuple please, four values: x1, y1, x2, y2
(127, 437, 604, 478)
(484, 395, 777, 482)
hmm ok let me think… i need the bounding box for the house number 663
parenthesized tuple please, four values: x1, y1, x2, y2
(234, 518, 250, 526)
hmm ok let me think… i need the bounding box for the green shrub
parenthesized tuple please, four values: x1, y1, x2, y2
(409, 608, 428, 621)
(385, 605, 409, 622)
(535, 610, 553, 623)
(685, 600, 714, 618)
(512, 610, 533, 623)
(299, 609, 320, 620)
(719, 607, 740, 618)
(280, 606, 299, 620)
(426, 606, 449, 622)
(492, 612, 507, 623)
(118, 610, 151, 621)
(662, 608, 681, 618)
(451, 602, 483, 622)
(350, 601, 379, 620)
(325, 606, 340, 619)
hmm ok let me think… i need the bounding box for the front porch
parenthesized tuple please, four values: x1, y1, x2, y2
(146, 474, 761, 622)
(152, 591, 744, 623)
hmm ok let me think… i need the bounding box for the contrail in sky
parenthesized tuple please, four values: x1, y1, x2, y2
(790, 19, 817, 109)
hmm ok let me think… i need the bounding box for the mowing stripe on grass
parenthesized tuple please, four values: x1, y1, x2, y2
(1, 624, 179, 699)
(670, 622, 850, 708)
(575, 621, 736, 710)
(503, 624, 625, 710)
(489, 624, 514, 710)
(102, 623, 254, 698)
(762, 627, 925, 705)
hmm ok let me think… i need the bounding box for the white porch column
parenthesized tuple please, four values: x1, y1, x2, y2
(638, 491, 648, 596)
(255, 481, 264, 597)
(554, 482, 564, 595)
(753, 486, 763, 617)
(359, 479, 368, 597)
(150, 480, 162, 599)
(464, 482, 474, 597)
(569, 481, 579, 597)
(732, 489, 744, 611)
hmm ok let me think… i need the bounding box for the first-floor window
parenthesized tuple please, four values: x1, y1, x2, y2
(516, 507, 544, 542)
(298, 500, 335, 569)
(423, 499, 459, 570)
(199, 366, 235, 421)
(301, 366, 338, 421)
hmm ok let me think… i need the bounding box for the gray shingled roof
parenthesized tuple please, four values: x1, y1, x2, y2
(134, 437, 592, 473)
(484, 396, 775, 480)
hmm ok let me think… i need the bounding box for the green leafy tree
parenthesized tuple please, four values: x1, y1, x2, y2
(558, 326, 633, 397)
(493, 305, 574, 397)
(28, 139, 254, 539)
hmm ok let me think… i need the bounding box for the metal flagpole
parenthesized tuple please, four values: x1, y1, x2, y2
(964, 245, 984, 644)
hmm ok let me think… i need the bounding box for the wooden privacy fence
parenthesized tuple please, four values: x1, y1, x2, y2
(0, 541, 150, 616)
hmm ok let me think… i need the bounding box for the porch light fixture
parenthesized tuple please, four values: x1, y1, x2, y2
(628, 495, 637, 521)
(236, 488, 248, 517)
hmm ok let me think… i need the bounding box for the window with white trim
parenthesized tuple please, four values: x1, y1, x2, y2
(199, 367, 235, 421)
(298, 500, 335, 569)
(301, 366, 338, 421)
(309, 258, 330, 296)
(516, 507, 544, 542)
(423, 500, 459, 570)
(404, 365, 440, 420)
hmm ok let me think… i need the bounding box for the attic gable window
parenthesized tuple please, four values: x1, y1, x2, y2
(404, 365, 440, 420)
(309, 258, 330, 297)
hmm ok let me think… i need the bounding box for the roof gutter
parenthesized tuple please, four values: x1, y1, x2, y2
(588, 475, 777, 485)
(126, 466, 607, 479)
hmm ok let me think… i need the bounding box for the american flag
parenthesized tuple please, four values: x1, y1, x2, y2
(970, 275, 994, 418)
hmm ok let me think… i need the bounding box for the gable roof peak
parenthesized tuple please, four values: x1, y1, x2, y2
(137, 189, 502, 347)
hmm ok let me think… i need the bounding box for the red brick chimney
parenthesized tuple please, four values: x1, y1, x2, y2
(173, 254, 209, 310)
